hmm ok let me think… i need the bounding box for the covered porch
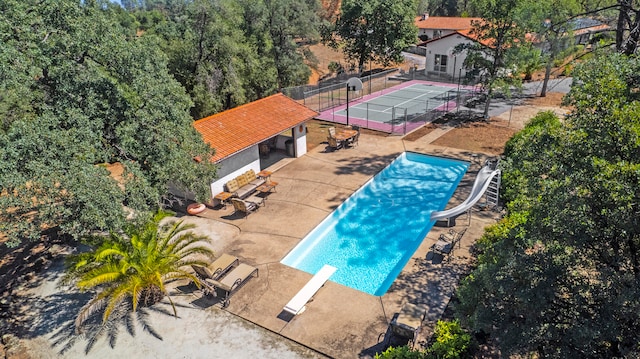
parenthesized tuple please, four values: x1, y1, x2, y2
(193, 93, 319, 203)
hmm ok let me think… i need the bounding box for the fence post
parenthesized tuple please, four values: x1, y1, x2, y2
(446, 91, 450, 112)
(404, 108, 408, 134)
(366, 102, 369, 122)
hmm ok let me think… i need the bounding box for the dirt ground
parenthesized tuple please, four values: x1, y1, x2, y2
(429, 92, 567, 155)
(306, 43, 416, 84)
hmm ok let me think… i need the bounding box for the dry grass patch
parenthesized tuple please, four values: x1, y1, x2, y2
(432, 122, 518, 155)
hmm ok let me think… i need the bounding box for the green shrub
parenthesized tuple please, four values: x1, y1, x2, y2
(426, 320, 471, 359)
(375, 346, 425, 359)
(328, 61, 343, 74)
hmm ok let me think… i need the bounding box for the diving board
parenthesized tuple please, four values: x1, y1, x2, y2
(283, 264, 337, 315)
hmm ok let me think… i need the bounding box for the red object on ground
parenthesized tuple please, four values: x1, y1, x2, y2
(187, 203, 206, 215)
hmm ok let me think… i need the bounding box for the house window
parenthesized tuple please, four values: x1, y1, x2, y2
(434, 54, 448, 72)
(433, 30, 442, 39)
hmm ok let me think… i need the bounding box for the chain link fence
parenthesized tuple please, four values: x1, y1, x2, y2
(283, 68, 484, 135)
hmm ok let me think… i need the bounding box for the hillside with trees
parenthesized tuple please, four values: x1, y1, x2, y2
(3, 0, 640, 357)
(0, 0, 218, 246)
(456, 53, 640, 358)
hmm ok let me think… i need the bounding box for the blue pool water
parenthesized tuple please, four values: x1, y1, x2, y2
(281, 152, 469, 296)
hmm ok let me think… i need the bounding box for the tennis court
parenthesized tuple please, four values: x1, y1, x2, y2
(316, 80, 477, 134)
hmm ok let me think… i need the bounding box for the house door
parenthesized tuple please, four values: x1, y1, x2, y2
(434, 54, 448, 73)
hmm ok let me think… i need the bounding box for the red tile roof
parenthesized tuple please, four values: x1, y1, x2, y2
(194, 93, 319, 163)
(421, 29, 491, 48)
(455, 29, 495, 48)
(574, 23, 609, 36)
(414, 16, 481, 30)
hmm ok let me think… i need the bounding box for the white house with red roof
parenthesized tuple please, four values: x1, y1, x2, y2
(414, 15, 486, 80)
(420, 29, 490, 80)
(414, 15, 609, 80)
(193, 93, 318, 199)
(414, 14, 481, 41)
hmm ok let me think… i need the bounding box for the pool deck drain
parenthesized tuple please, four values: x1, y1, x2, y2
(189, 132, 502, 358)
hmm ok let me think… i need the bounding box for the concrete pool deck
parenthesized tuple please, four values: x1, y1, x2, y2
(183, 132, 503, 358)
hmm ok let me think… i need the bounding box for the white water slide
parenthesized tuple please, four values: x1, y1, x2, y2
(430, 165, 501, 221)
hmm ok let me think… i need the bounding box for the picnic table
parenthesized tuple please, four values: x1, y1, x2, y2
(334, 129, 358, 142)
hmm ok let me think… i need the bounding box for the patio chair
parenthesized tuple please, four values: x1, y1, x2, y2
(191, 254, 239, 295)
(205, 263, 259, 307)
(328, 126, 336, 138)
(259, 142, 270, 158)
(327, 136, 343, 151)
(268, 136, 279, 150)
(430, 228, 467, 261)
(347, 130, 359, 148)
(230, 198, 258, 217)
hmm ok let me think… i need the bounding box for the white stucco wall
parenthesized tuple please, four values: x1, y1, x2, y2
(418, 28, 457, 39)
(424, 35, 475, 78)
(293, 123, 307, 157)
(210, 146, 261, 199)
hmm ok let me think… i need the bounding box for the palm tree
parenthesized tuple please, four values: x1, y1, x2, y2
(64, 210, 214, 332)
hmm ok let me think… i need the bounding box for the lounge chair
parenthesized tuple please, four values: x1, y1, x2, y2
(205, 263, 259, 307)
(283, 264, 336, 315)
(191, 254, 240, 295)
(387, 303, 426, 349)
(230, 198, 258, 217)
(430, 228, 467, 261)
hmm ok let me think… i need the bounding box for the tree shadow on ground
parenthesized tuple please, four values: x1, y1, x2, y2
(333, 153, 399, 176)
(386, 256, 474, 322)
(49, 304, 164, 355)
(49, 295, 198, 355)
(7, 255, 197, 356)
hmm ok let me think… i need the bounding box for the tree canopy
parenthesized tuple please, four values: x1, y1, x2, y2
(142, 0, 320, 118)
(456, 53, 640, 358)
(323, 0, 418, 73)
(461, 0, 532, 117)
(0, 0, 217, 246)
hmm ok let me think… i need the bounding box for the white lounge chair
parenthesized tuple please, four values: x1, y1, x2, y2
(283, 264, 337, 315)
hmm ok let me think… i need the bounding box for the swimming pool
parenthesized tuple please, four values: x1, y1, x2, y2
(281, 152, 469, 296)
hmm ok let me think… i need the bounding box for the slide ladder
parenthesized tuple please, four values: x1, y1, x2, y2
(430, 159, 500, 223)
(484, 170, 500, 207)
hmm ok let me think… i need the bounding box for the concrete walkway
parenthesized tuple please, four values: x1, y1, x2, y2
(17, 126, 507, 359)
(16, 129, 502, 358)
(183, 131, 502, 358)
